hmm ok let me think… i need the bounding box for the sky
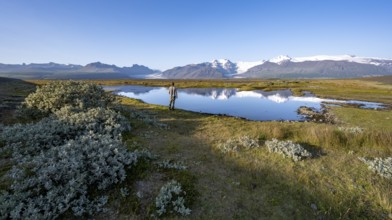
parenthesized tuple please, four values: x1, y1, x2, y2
(0, 0, 391, 70)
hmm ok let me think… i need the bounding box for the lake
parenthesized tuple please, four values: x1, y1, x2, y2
(105, 85, 384, 121)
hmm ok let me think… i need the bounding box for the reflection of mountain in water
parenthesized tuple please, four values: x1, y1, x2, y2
(180, 88, 237, 100)
(180, 88, 292, 102)
(236, 90, 292, 103)
(104, 85, 383, 109)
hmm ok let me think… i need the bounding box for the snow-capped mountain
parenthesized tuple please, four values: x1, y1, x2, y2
(162, 58, 266, 78)
(210, 59, 267, 74)
(241, 54, 392, 78)
(268, 55, 292, 64)
(210, 59, 237, 75)
(269, 55, 392, 66)
(162, 55, 392, 79)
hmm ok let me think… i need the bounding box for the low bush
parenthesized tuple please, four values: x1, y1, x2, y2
(217, 136, 259, 153)
(156, 160, 187, 170)
(155, 180, 191, 217)
(20, 80, 115, 117)
(358, 157, 392, 180)
(265, 138, 313, 162)
(338, 126, 364, 134)
(0, 81, 141, 219)
(1, 107, 130, 162)
(0, 131, 138, 219)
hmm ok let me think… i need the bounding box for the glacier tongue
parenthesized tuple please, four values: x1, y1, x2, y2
(236, 60, 266, 74)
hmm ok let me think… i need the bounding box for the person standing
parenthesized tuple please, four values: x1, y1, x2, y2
(168, 82, 178, 110)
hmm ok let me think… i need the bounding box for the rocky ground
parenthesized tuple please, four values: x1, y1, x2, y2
(297, 105, 338, 123)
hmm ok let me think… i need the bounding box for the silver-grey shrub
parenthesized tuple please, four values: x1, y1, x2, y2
(0, 80, 139, 218)
(21, 81, 115, 116)
(358, 157, 392, 180)
(1, 107, 130, 162)
(217, 136, 259, 154)
(0, 132, 138, 219)
(155, 180, 191, 217)
(338, 126, 364, 134)
(238, 136, 260, 149)
(156, 160, 187, 170)
(265, 138, 313, 162)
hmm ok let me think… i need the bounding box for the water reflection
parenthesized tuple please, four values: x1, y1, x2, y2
(104, 85, 384, 121)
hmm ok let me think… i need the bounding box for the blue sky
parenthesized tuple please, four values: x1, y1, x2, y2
(0, 0, 391, 70)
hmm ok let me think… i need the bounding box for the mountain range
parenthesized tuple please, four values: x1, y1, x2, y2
(161, 55, 392, 79)
(0, 62, 158, 79)
(1, 55, 392, 79)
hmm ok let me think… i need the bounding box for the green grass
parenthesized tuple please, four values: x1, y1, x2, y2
(332, 107, 392, 130)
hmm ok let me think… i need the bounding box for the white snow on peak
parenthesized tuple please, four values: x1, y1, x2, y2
(211, 59, 230, 68)
(293, 55, 355, 62)
(290, 55, 392, 66)
(265, 54, 392, 66)
(206, 54, 392, 74)
(269, 55, 292, 64)
(236, 60, 265, 74)
(210, 59, 238, 74)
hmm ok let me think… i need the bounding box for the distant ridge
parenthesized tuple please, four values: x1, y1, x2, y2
(0, 62, 159, 79)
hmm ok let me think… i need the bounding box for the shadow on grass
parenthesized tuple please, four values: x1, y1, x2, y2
(0, 77, 37, 124)
(298, 142, 327, 159)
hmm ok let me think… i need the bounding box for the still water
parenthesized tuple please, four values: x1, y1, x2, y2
(105, 85, 384, 121)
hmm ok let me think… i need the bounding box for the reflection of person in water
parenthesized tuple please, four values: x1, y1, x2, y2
(168, 82, 178, 110)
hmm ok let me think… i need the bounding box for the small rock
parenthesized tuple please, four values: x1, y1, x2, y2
(388, 213, 392, 219)
(311, 203, 317, 211)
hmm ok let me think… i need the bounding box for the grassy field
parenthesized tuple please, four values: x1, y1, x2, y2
(2, 77, 392, 219)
